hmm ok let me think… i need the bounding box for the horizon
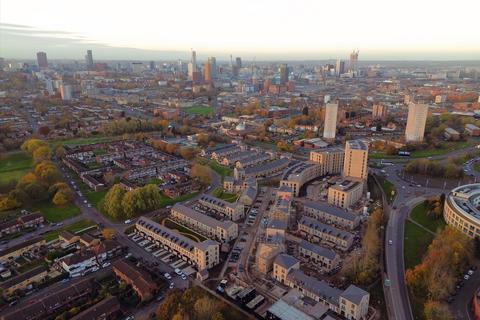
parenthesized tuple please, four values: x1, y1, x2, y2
(1, 0, 480, 61)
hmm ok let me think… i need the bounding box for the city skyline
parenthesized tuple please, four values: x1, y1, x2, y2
(1, 0, 480, 60)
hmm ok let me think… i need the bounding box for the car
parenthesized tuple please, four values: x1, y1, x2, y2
(83, 200, 87, 204)
(464, 274, 470, 280)
(125, 253, 133, 259)
(174, 268, 182, 275)
(181, 274, 187, 280)
(87, 204, 92, 208)
(468, 270, 474, 276)
(102, 262, 111, 268)
(124, 219, 132, 224)
(388, 240, 393, 245)
(164, 273, 172, 280)
(61, 278, 70, 283)
(169, 282, 175, 289)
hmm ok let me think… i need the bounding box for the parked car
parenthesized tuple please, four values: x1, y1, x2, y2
(164, 273, 172, 280)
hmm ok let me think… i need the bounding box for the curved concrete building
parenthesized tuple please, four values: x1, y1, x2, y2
(444, 184, 480, 238)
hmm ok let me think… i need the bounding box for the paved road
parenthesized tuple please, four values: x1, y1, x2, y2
(373, 162, 449, 320)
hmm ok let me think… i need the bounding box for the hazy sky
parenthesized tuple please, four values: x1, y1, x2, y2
(1, 0, 480, 60)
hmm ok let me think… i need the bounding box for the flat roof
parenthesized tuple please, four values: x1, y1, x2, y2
(172, 203, 236, 230)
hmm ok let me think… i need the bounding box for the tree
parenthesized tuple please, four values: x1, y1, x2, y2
(179, 147, 196, 160)
(122, 188, 145, 218)
(33, 145, 52, 163)
(52, 187, 74, 206)
(156, 289, 182, 320)
(190, 163, 211, 185)
(424, 300, 452, 320)
(55, 146, 66, 158)
(21, 139, 48, 154)
(194, 296, 219, 320)
(103, 171, 115, 186)
(103, 184, 126, 219)
(35, 161, 61, 185)
(38, 126, 50, 136)
(211, 312, 225, 320)
(101, 228, 117, 239)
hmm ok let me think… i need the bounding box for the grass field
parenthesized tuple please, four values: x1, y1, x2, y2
(212, 187, 237, 202)
(184, 105, 213, 116)
(159, 192, 199, 207)
(404, 220, 434, 270)
(50, 135, 123, 148)
(43, 219, 95, 242)
(163, 218, 207, 242)
(27, 201, 80, 223)
(85, 189, 109, 209)
(209, 161, 233, 178)
(377, 176, 396, 204)
(409, 203, 446, 233)
(0, 151, 33, 183)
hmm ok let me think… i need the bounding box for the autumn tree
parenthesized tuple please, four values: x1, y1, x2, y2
(156, 289, 182, 320)
(52, 187, 74, 206)
(32, 145, 52, 163)
(424, 300, 452, 320)
(103, 184, 126, 219)
(190, 163, 211, 185)
(101, 228, 117, 239)
(194, 296, 220, 320)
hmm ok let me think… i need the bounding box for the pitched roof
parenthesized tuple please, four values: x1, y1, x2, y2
(340, 284, 369, 305)
(274, 254, 299, 269)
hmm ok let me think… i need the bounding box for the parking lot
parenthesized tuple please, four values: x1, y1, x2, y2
(127, 230, 194, 289)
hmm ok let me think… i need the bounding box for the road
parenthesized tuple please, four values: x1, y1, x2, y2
(373, 152, 475, 320)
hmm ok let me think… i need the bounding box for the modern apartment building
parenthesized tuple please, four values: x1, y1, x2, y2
(405, 103, 429, 142)
(136, 217, 220, 271)
(298, 240, 340, 272)
(198, 194, 245, 221)
(303, 201, 360, 230)
(328, 178, 364, 209)
(280, 161, 323, 196)
(298, 216, 354, 251)
(309, 147, 345, 176)
(323, 102, 339, 140)
(170, 204, 238, 242)
(343, 140, 368, 181)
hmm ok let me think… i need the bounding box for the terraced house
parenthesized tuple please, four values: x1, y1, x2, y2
(136, 217, 220, 271)
(170, 204, 238, 242)
(198, 193, 245, 221)
(297, 216, 354, 251)
(303, 201, 360, 230)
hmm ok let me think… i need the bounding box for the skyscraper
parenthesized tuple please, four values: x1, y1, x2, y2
(235, 57, 242, 69)
(323, 102, 338, 140)
(343, 140, 369, 180)
(149, 61, 155, 71)
(348, 50, 359, 76)
(60, 84, 72, 100)
(336, 59, 345, 76)
(36, 52, 48, 68)
(204, 62, 212, 82)
(279, 64, 288, 84)
(405, 103, 429, 142)
(85, 50, 94, 70)
(208, 57, 217, 79)
(191, 50, 197, 72)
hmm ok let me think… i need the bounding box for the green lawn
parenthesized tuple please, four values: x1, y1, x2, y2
(50, 135, 123, 148)
(184, 105, 213, 116)
(370, 140, 476, 160)
(163, 218, 207, 242)
(146, 178, 164, 185)
(159, 192, 199, 207)
(377, 176, 396, 204)
(43, 219, 95, 242)
(404, 220, 434, 270)
(85, 189, 109, 209)
(209, 161, 233, 178)
(0, 151, 33, 183)
(212, 187, 237, 202)
(27, 201, 80, 223)
(409, 203, 446, 233)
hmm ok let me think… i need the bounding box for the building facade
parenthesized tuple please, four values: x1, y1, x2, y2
(343, 140, 368, 180)
(405, 103, 429, 142)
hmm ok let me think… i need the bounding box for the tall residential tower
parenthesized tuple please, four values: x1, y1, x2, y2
(323, 102, 339, 140)
(405, 103, 429, 142)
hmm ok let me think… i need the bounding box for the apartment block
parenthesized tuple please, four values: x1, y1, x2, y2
(298, 240, 340, 272)
(309, 147, 345, 176)
(303, 201, 360, 230)
(170, 204, 238, 242)
(328, 179, 364, 209)
(198, 194, 245, 221)
(343, 140, 368, 181)
(298, 216, 354, 250)
(136, 217, 219, 271)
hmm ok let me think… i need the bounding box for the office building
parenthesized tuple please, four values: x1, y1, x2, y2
(136, 217, 219, 271)
(336, 59, 345, 76)
(149, 61, 155, 71)
(372, 104, 387, 119)
(405, 103, 429, 142)
(328, 179, 364, 209)
(85, 50, 93, 69)
(323, 102, 338, 140)
(348, 50, 359, 76)
(208, 56, 217, 79)
(36, 52, 48, 68)
(131, 62, 143, 74)
(60, 84, 72, 100)
(343, 140, 368, 180)
(279, 63, 289, 84)
(235, 57, 242, 68)
(204, 61, 212, 82)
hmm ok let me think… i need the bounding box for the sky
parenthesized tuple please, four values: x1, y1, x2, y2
(1, 0, 480, 61)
